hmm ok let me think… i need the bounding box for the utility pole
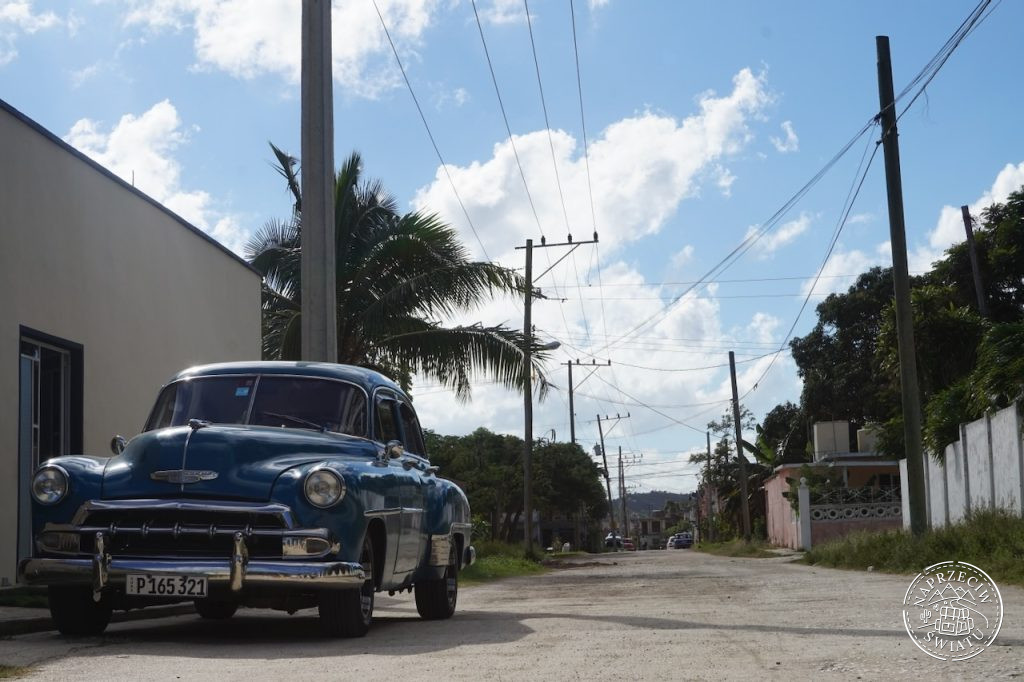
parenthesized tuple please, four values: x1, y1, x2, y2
(728, 351, 751, 542)
(705, 431, 714, 542)
(961, 205, 989, 318)
(594, 412, 629, 536)
(517, 234, 597, 555)
(300, 0, 337, 362)
(564, 358, 611, 445)
(619, 447, 626, 539)
(877, 36, 926, 536)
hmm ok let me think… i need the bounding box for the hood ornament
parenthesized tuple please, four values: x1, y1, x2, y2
(151, 470, 219, 484)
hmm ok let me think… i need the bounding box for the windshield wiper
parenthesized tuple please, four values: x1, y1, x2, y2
(260, 411, 328, 432)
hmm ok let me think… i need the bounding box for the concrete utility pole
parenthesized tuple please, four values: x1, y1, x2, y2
(728, 351, 751, 542)
(877, 36, 927, 536)
(961, 205, 989, 318)
(517, 234, 596, 554)
(564, 359, 611, 445)
(594, 412, 629, 536)
(300, 0, 337, 362)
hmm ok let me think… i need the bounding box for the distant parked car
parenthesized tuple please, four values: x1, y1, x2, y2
(604, 532, 623, 549)
(623, 538, 636, 551)
(672, 532, 693, 549)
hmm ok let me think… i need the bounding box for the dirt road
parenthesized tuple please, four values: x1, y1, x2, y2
(2, 551, 1020, 680)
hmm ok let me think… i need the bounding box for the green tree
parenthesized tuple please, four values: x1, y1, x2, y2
(246, 146, 551, 399)
(760, 401, 809, 464)
(789, 267, 903, 429)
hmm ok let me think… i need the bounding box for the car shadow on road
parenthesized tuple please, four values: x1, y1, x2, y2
(33, 600, 1023, 659)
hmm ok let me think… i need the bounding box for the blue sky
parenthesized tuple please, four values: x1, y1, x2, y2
(3, 0, 1022, 493)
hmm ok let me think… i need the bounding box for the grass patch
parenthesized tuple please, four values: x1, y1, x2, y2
(0, 665, 33, 679)
(462, 541, 546, 584)
(694, 539, 775, 558)
(0, 587, 47, 609)
(803, 508, 1024, 586)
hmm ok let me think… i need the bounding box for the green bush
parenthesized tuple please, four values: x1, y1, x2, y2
(804, 509, 1024, 586)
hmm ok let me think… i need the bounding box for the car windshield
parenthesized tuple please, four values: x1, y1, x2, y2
(144, 375, 368, 437)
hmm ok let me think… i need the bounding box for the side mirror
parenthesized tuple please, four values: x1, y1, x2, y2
(110, 435, 127, 455)
(386, 440, 404, 459)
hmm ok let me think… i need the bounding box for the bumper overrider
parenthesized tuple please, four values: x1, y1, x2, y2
(19, 499, 367, 594)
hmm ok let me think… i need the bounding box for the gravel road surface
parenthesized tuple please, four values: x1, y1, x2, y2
(2, 550, 1021, 680)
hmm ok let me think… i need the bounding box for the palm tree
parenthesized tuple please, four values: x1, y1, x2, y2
(246, 145, 550, 400)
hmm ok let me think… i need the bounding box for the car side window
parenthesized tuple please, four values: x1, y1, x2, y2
(398, 402, 426, 457)
(375, 397, 400, 443)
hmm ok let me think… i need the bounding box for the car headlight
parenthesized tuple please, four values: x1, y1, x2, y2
(304, 468, 345, 508)
(32, 465, 70, 506)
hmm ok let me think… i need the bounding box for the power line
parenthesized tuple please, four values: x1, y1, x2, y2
(741, 124, 882, 400)
(524, 0, 572, 236)
(470, 0, 546, 239)
(373, 1, 492, 262)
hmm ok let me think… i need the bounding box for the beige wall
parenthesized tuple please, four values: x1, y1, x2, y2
(0, 102, 262, 584)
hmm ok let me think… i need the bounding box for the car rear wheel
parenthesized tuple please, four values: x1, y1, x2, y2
(415, 547, 458, 620)
(194, 599, 238, 620)
(319, 535, 374, 637)
(48, 586, 112, 636)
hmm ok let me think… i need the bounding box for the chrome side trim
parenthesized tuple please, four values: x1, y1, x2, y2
(70, 499, 296, 528)
(363, 508, 402, 518)
(20, 557, 366, 590)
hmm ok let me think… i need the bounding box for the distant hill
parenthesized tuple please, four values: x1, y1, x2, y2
(616, 490, 695, 515)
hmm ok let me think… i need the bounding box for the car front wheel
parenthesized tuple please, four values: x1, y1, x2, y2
(48, 586, 112, 636)
(415, 547, 458, 620)
(319, 535, 375, 637)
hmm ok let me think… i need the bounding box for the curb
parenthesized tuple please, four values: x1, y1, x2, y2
(0, 604, 196, 637)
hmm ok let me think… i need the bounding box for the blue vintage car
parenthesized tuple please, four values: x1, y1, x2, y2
(20, 361, 474, 637)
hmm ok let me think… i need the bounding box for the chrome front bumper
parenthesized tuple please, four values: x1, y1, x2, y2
(19, 556, 366, 591)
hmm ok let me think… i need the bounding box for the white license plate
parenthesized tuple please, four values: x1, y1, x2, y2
(126, 574, 208, 598)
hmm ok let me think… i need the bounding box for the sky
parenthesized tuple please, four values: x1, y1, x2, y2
(3, 0, 1023, 495)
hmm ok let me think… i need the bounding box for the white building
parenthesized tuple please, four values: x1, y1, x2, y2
(0, 99, 262, 585)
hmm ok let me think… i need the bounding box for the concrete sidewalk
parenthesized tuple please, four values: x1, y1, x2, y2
(0, 603, 195, 637)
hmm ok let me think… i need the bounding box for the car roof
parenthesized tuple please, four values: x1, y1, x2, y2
(167, 361, 407, 398)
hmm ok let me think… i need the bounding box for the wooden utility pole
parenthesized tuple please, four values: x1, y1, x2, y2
(728, 351, 751, 542)
(521, 239, 535, 553)
(619, 447, 627, 540)
(564, 359, 611, 445)
(300, 0, 337, 362)
(877, 36, 927, 536)
(516, 234, 597, 554)
(961, 205, 989, 318)
(705, 431, 714, 542)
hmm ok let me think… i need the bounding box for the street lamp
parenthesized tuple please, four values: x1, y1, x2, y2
(523, 338, 560, 555)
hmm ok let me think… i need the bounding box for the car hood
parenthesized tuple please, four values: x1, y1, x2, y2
(101, 424, 379, 501)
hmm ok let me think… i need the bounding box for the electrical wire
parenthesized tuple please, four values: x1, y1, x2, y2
(373, 1, 492, 262)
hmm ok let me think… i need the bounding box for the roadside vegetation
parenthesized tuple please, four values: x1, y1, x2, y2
(0, 665, 32, 679)
(461, 541, 546, 584)
(694, 539, 775, 558)
(803, 509, 1024, 586)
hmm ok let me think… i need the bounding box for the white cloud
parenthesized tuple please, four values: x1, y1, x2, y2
(714, 165, 736, 196)
(847, 212, 874, 225)
(0, 0, 60, 66)
(800, 244, 884, 297)
(63, 100, 248, 255)
(413, 68, 772, 262)
(671, 245, 695, 268)
(478, 0, 526, 25)
(770, 120, 799, 153)
(121, 0, 441, 98)
(911, 161, 1024, 272)
(744, 212, 811, 259)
